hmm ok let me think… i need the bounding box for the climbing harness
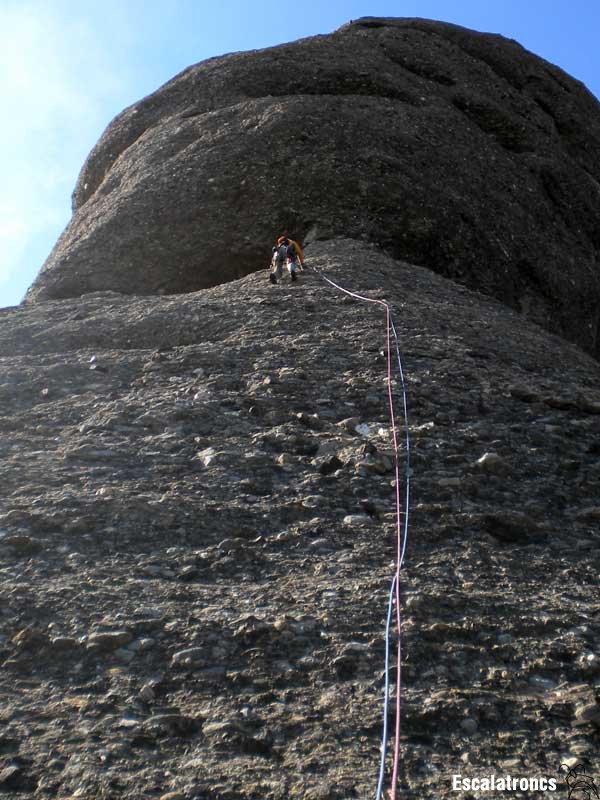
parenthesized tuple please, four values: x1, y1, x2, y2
(269, 244, 301, 283)
(313, 266, 411, 800)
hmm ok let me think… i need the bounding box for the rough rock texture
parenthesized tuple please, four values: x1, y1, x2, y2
(2, 240, 600, 798)
(24, 17, 600, 359)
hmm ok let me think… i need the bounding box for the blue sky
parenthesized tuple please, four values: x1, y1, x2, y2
(1, 0, 599, 308)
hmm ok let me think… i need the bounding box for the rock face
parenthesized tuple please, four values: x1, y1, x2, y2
(2, 240, 600, 798)
(6, 17, 600, 798)
(25, 17, 600, 358)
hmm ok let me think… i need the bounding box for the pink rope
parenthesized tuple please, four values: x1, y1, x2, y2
(316, 273, 404, 798)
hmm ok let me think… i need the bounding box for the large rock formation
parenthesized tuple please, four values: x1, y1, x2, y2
(1, 240, 600, 798)
(4, 18, 600, 798)
(25, 18, 600, 358)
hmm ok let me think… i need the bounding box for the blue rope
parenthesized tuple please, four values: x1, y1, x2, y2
(375, 573, 397, 800)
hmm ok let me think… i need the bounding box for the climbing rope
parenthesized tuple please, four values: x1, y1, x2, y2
(376, 573, 397, 800)
(311, 266, 411, 800)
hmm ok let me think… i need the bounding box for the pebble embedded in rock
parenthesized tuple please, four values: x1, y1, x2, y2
(437, 476, 461, 487)
(50, 636, 79, 651)
(573, 703, 600, 727)
(460, 718, 478, 735)
(139, 684, 156, 702)
(86, 631, 133, 651)
(171, 647, 205, 667)
(343, 515, 372, 526)
(338, 417, 361, 434)
(475, 452, 508, 474)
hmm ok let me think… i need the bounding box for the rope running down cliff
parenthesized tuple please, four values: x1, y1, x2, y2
(312, 266, 411, 800)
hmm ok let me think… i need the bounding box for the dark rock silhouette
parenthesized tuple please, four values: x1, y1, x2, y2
(25, 17, 600, 358)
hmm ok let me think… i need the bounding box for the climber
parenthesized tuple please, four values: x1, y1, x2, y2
(269, 235, 304, 284)
(278, 235, 304, 269)
(269, 244, 287, 284)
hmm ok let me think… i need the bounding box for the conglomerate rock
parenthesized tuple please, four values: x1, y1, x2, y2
(24, 17, 600, 358)
(2, 240, 599, 798)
